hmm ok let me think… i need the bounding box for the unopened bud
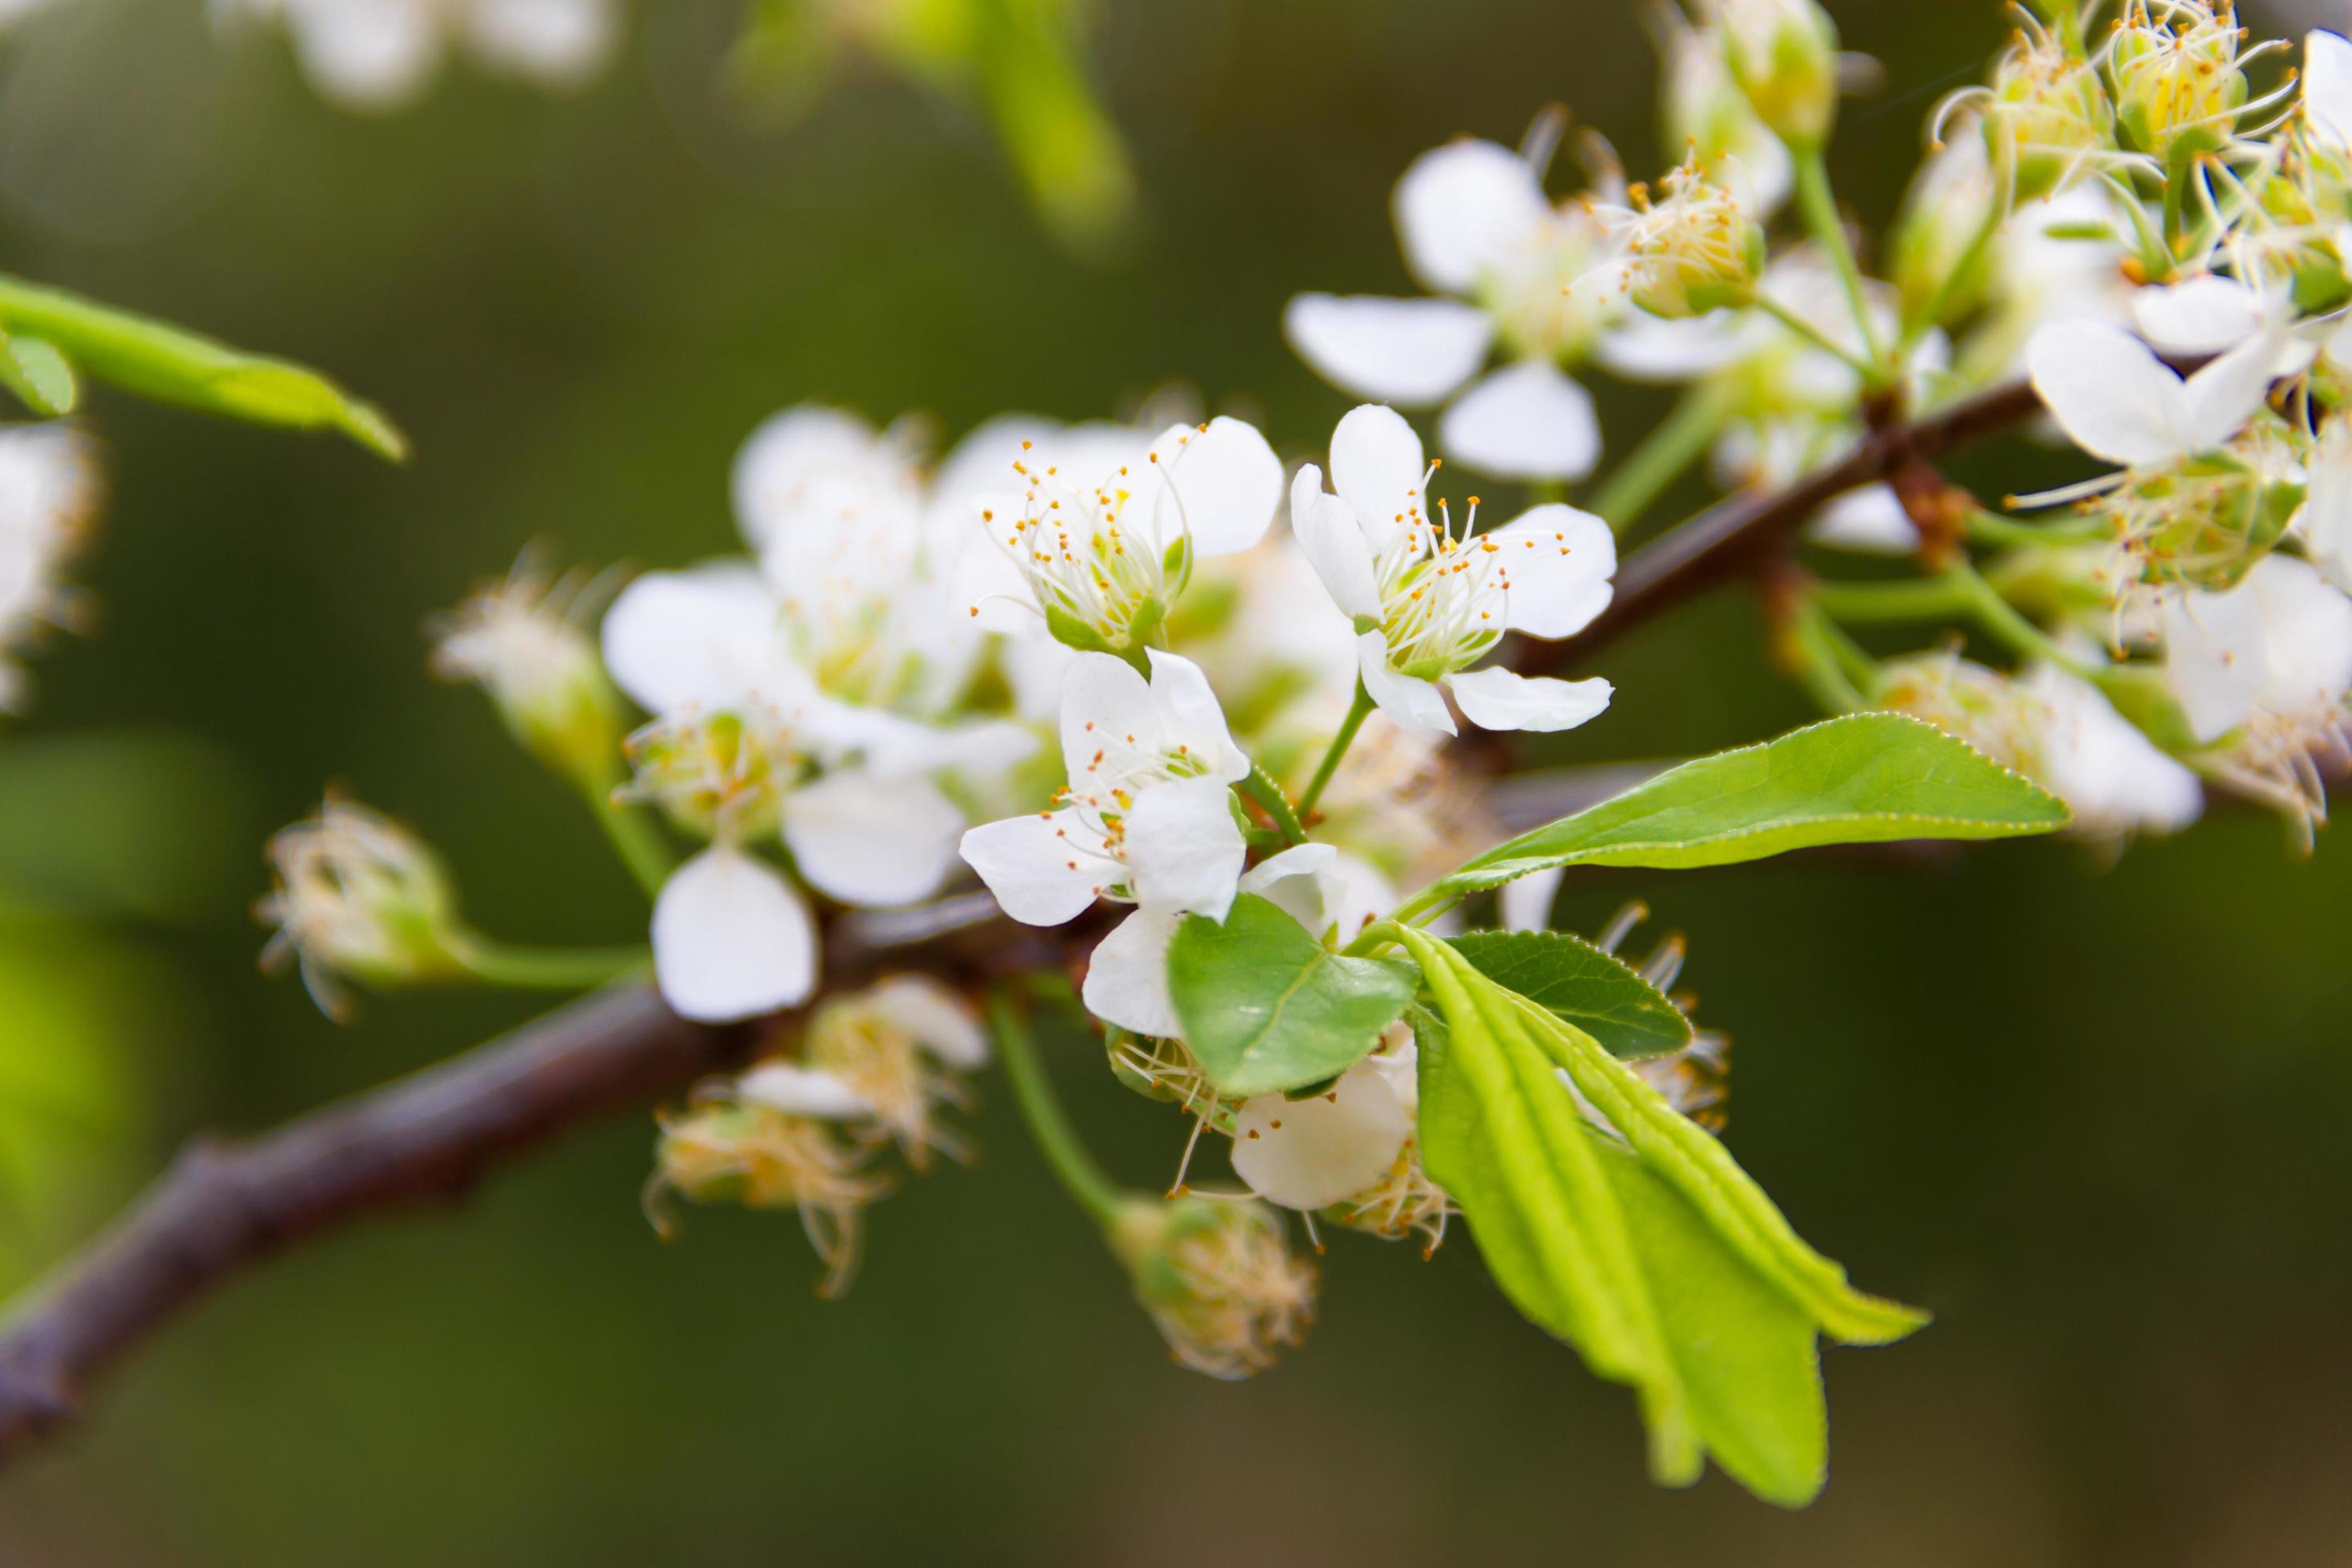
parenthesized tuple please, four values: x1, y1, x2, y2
(1108, 1195, 1316, 1379)
(1890, 132, 2001, 324)
(1977, 22, 2112, 202)
(1709, 0, 1840, 149)
(2107, 0, 2260, 166)
(257, 798, 466, 1017)
(430, 562, 622, 787)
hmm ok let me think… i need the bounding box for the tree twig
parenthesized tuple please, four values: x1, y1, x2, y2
(0, 370, 2057, 1467)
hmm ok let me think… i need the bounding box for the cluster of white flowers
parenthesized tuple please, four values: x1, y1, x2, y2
(210, 0, 618, 110)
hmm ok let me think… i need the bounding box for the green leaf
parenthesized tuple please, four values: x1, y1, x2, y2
(1430, 714, 2067, 902)
(0, 272, 404, 459)
(1398, 928, 1921, 1506)
(1449, 930, 1694, 1060)
(0, 331, 77, 416)
(1166, 893, 1416, 1098)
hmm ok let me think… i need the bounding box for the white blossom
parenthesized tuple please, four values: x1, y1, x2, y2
(215, 0, 619, 110)
(1291, 404, 1614, 736)
(958, 649, 1251, 928)
(0, 423, 97, 711)
(1286, 138, 1617, 481)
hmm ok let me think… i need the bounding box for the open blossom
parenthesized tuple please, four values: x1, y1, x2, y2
(958, 650, 1250, 928)
(1290, 404, 1616, 736)
(602, 567, 998, 1023)
(1600, 153, 1766, 321)
(2026, 318, 2283, 482)
(2159, 555, 2352, 835)
(956, 415, 1282, 653)
(1228, 1030, 1448, 1252)
(1286, 137, 1622, 481)
(0, 423, 98, 711)
(215, 0, 620, 111)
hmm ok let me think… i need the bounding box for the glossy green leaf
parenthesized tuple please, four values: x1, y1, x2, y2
(0, 273, 404, 459)
(1166, 893, 1416, 1098)
(1399, 928, 1921, 1506)
(0, 331, 77, 416)
(1430, 714, 2068, 902)
(1449, 930, 1694, 1059)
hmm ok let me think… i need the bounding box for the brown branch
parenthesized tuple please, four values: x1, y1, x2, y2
(0, 371, 2056, 1466)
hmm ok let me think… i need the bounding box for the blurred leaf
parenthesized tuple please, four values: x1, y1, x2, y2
(0, 909, 158, 1288)
(1167, 892, 1416, 1097)
(1448, 930, 1693, 1060)
(0, 729, 257, 923)
(1402, 929, 1922, 1506)
(0, 272, 405, 459)
(0, 330, 78, 416)
(1433, 714, 2070, 901)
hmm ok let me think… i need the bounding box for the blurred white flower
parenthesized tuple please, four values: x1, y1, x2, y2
(216, 0, 619, 111)
(1285, 138, 1618, 481)
(1292, 404, 1614, 736)
(739, 974, 989, 1169)
(258, 797, 464, 1017)
(1654, 3, 1792, 214)
(0, 423, 97, 711)
(959, 650, 1250, 928)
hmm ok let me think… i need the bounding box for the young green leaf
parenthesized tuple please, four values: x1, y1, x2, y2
(1424, 714, 2068, 905)
(1449, 930, 1694, 1059)
(0, 273, 405, 459)
(1398, 927, 1920, 1506)
(1166, 893, 1417, 1098)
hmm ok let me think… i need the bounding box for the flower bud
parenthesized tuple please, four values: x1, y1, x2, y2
(257, 798, 466, 1017)
(1890, 133, 2000, 326)
(1658, 10, 1791, 214)
(430, 563, 623, 789)
(1619, 154, 1768, 319)
(2106, 0, 2256, 166)
(1709, 0, 1840, 150)
(1978, 23, 2111, 202)
(1107, 1195, 1316, 1379)
(646, 1096, 886, 1298)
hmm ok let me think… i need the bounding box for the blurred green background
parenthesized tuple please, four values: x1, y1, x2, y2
(1, 0, 2349, 1561)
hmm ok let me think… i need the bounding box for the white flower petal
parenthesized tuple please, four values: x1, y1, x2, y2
(1498, 866, 1565, 932)
(1230, 1056, 1414, 1211)
(1149, 416, 1284, 558)
(2302, 418, 2352, 594)
(2026, 321, 2194, 468)
(2130, 277, 2266, 357)
(737, 1062, 874, 1120)
(1238, 842, 1342, 936)
(1393, 138, 1550, 296)
(2182, 326, 2287, 453)
(1479, 502, 1616, 639)
(1145, 649, 1251, 782)
(1058, 652, 1163, 783)
(2022, 665, 2203, 836)
(1283, 294, 1494, 404)
(1438, 361, 1602, 482)
(782, 770, 963, 908)
(1806, 485, 1920, 554)
(1081, 906, 1185, 1037)
(1290, 466, 1382, 621)
(2307, 30, 2352, 151)
(1330, 404, 1426, 550)
(1596, 309, 1764, 383)
(601, 566, 791, 714)
(2158, 586, 2270, 743)
(283, 0, 442, 110)
(730, 404, 886, 553)
(461, 0, 614, 83)
(958, 808, 1110, 926)
(1122, 775, 1247, 920)
(865, 974, 990, 1068)
(1357, 630, 1455, 734)
(1446, 666, 1613, 734)
(651, 846, 818, 1023)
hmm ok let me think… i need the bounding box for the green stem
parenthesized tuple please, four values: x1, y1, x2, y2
(1752, 294, 1880, 382)
(446, 934, 651, 990)
(1792, 147, 1890, 386)
(1586, 390, 1721, 534)
(1943, 560, 2098, 675)
(1783, 600, 1875, 714)
(586, 778, 677, 900)
(1238, 762, 1309, 847)
(987, 989, 1126, 1226)
(1810, 575, 1974, 622)
(1296, 681, 1377, 819)
(1963, 507, 2110, 550)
